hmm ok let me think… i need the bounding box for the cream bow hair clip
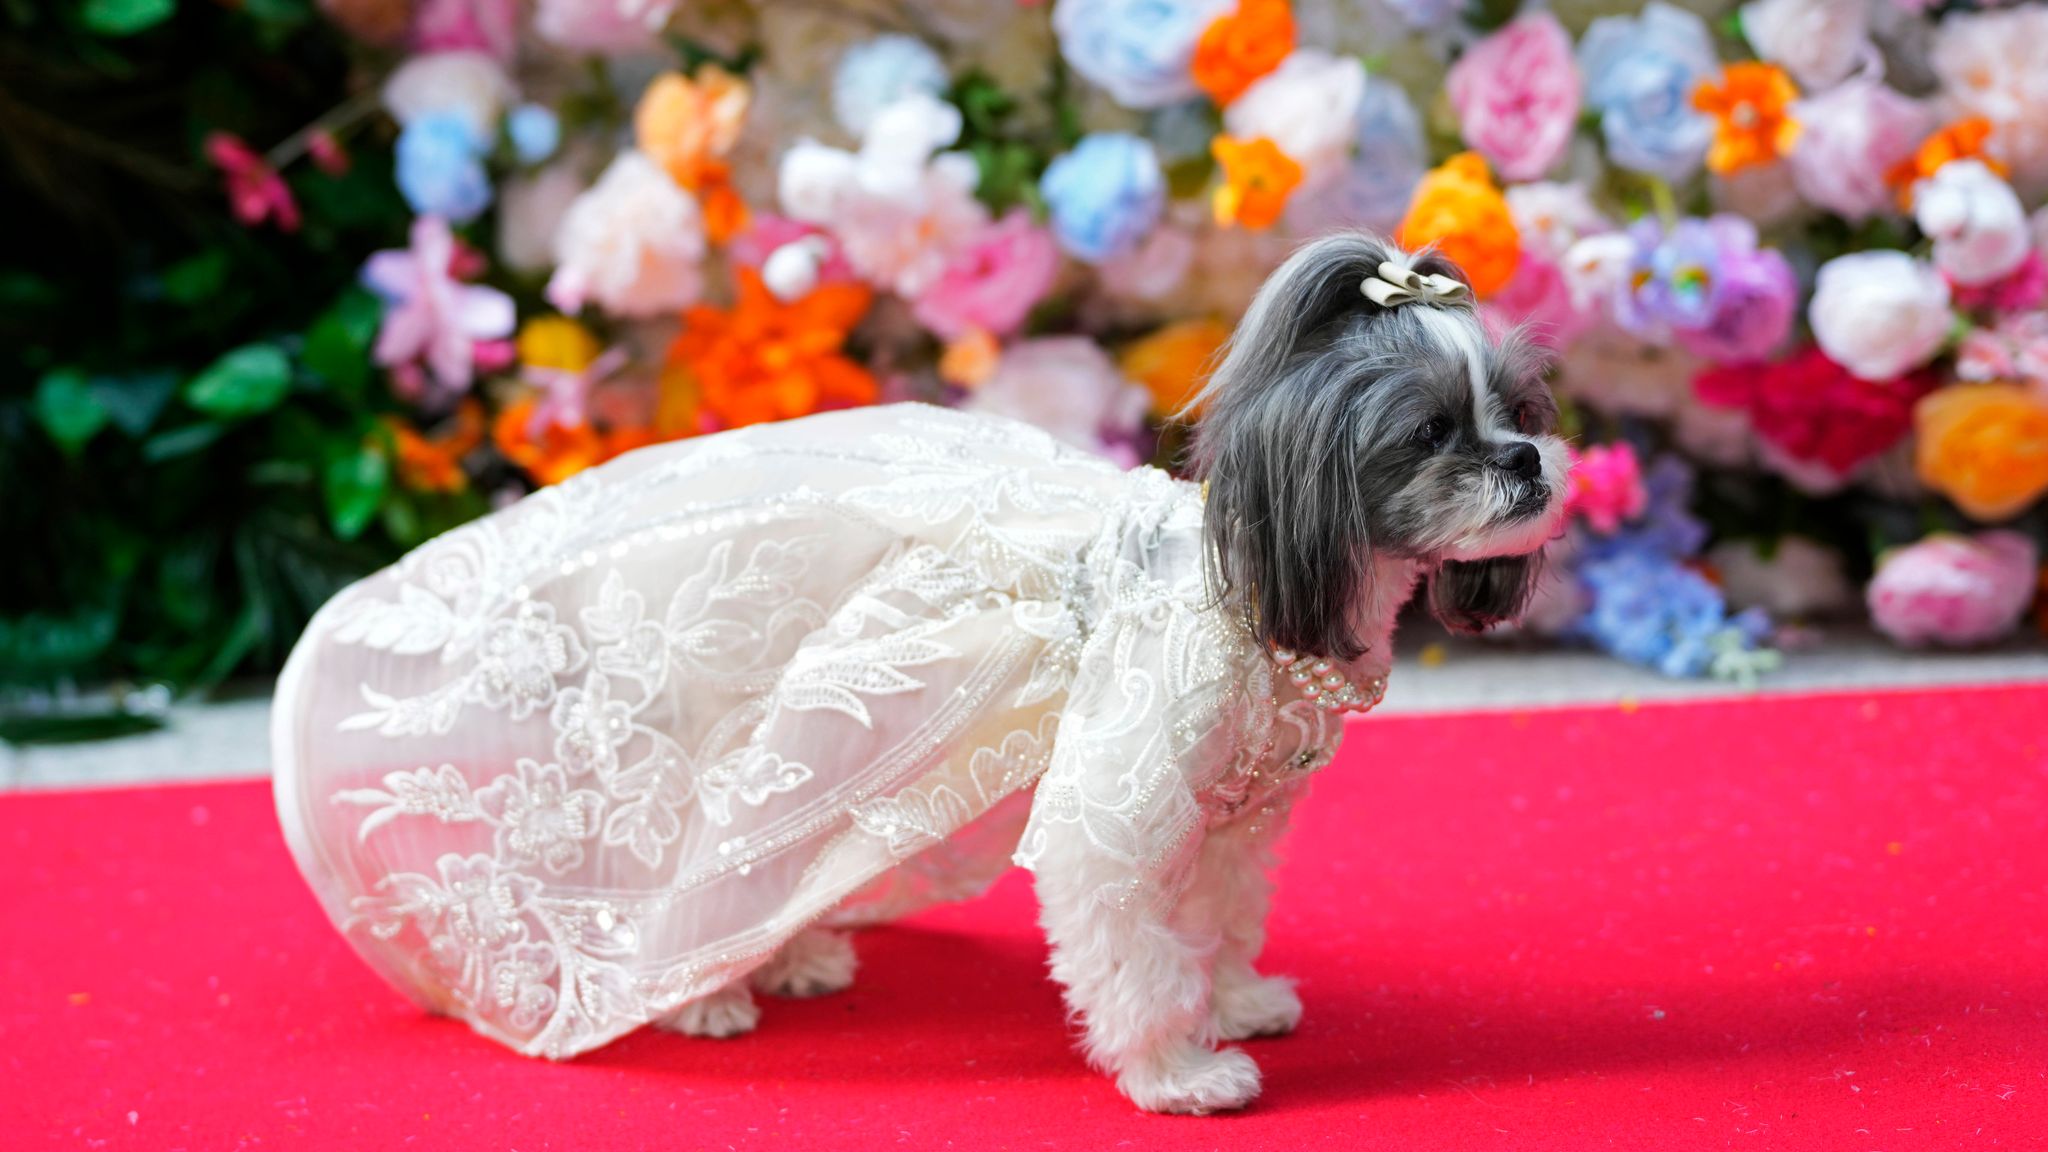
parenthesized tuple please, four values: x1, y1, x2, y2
(1361, 261, 1470, 308)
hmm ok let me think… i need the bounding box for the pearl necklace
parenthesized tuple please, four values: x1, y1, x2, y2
(1270, 649, 1387, 714)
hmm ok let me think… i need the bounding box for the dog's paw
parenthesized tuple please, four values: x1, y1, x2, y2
(1213, 974, 1301, 1040)
(655, 985, 759, 1039)
(751, 928, 857, 998)
(1117, 1045, 1262, 1115)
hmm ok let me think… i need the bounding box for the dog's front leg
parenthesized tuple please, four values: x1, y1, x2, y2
(1033, 822, 1260, 1114)
(1201, 807, 1302, 1041)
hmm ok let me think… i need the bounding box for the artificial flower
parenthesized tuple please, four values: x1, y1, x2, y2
(1120, 318, 1230, 416)
(1738, 0, 1872, 92)
(1317, 79, 1427, 235)
(1098, 224, 1196, 300)
(1222, 49, 1365, 185)
(1209, 136, 1302, 231)
(779, 94, 988, 297)
(1486, 252, 1589, 352)
(531, 0, 677, 54)
(394, 111, 493, 222)
(381, 50, 512, 139)
(411, 0, 518, 60)
(1786, 79, 1932, 222)
(1914, 383, 2048, 521)
(833, 34, 951, 136)
(1051, 0, 1233, 110)
(1039, 132, 1166, 263)
(1507, 182, 1611, 264)
(1694, 345, 1926, 478)
(1707, 536, 1855, 619)
(362, 215, 516, 403)
(1886, 117, 2004, 207)
(1929, 7, 2048, 198)
(203, 133, 299, 232)
(1957, 311, 2048, 393)
(387, 401, 485, 493)
(731, 216, 856, 291)
(507, 104, 561, 165)
(1556, 324, 1700, 418)
(668, 269, 879, 429)
(634, 65, 750, 191)
(1952, 253, 2048, 317)
(1575, 549, 1767, 678)
(693, 162, 750, 246)
(1445, 11, 1581, 183)
(1566, 443, 1649, 535)
(1693, 62, 1801, 176)
(1578, 2, 1718, 184)
(547, 151, 706, 318)
(517, 315, 600, 374)
(1647, 217, 1797, 365)
(939, 328, 1001, 389)
(307, 130, 350, 176)
(1383, 0, 1461, 31)
(1397, 152, 1518, 299)
(1808, 251, 1953, 382)
(1867, 531, 2039, 647)
(1191, 0, 1293, 106)
(910, 209, 1060, 342)
(492, 397, 606, 485)
(1914, 160, 2031, 288)
(962, 336, 1150, 461)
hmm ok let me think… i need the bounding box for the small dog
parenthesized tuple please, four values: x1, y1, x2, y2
(275, 232, 1568, 1116)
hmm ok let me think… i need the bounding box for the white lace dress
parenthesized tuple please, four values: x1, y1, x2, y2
(273, 404, 1357, 1059)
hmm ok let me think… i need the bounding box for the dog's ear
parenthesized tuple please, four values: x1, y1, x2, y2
(1185, 233, 1405, 661)
(1427, 554, 1543, 636)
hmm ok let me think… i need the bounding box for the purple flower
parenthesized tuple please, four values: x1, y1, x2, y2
(1618, 215, 1795, 363)
(363, 216, 516, 403)
(1675, 233, 1797, 364)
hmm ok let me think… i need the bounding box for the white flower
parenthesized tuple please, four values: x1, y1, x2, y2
(1223, 49, 1367, 186)
(1708, 536, 1856, 618)
(963, 337, 1149, 459)
(1740, 0, 1873, 91)
(1809, 251, 1953, 381)
(1931, 7, 2048, 199)
(833, 34, 950, 136)
(1787, 78, 1932, 222)
(546, 151, 706, 318)
(1915, 159, 2031, 287)
(1507, 182, 1610, 263)
(382, 51, 513, 139)
(533, 0, 678, 54)
(1560, 232, 1637, 316)
(777, 93, 988, 298)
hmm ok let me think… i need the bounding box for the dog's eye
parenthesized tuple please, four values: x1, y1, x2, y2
(1510, 403, 1534, 433)
(1415, 418, 1449, 450)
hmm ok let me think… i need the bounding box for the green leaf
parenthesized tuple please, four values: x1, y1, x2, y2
(80, 0, 176, 36)
(92, 370, 179, 436)
(302, 288, 382, 400)
(142, 421, 226, 462)
(34, 368, 110, 455)
(323, 445, 389, 541)
(184, 343, 292, 419)
(160, 249, 228, 305)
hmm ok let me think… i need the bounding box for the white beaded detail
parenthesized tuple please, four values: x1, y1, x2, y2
(1269, 649, 1386, 714)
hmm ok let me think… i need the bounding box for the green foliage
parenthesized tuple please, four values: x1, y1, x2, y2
(1, 0, 414, 728)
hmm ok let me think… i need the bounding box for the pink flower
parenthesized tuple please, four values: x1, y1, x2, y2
(533, 0, 679, 53)
(1957, 310, 2048, 396)
(1950, 250, 2048, 316)
(1564, 443, 1648, 535)
(1485, 250, 1590, 351)
(1786, 79, 1930, 223)
(411, 0, 518, 60)
(1867, 531, 2038, 647)
(363, 216, 517, 404)
(204, 132, 299, 232)
(910, 209, 1060, 342)
(727, 214, 856, 286)
(307, 129, 350, 175)
(961, 337, 1149, 462)
(527, 347, 628, 433)
(1445, 11, 1581, 182)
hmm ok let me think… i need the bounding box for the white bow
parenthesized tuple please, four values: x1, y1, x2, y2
(1361, 261, 1470, 308)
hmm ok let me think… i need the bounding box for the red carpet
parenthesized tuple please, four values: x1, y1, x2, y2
(6, 685, 2045, 1150)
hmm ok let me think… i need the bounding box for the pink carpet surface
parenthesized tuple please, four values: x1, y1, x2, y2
(5, 683, 2045, 1150)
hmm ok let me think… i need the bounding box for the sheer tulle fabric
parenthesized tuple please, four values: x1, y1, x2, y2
(273, 405, 1343, 1058)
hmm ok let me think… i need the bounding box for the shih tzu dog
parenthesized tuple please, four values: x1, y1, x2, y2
(274, 231, 1569, 1120)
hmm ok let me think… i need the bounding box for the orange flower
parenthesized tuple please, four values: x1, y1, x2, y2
(1397, 152, 1519, 299)
(1211, 135, 1302, 231)
(1886, 116, 2007, 208)
(1693, 62, 1801, 176)
(1915, 383, 2048, 522)
(1121, 318, 1231, 416)
(939, 328, 1001, 389)
(493, 397, 606, 486)
(695, 161, 751, 246)
(387, 401, 484, 493)
(1192, 0, 1294, 106)
(634, 65, 750, 190)
(668, 269, 879, 429)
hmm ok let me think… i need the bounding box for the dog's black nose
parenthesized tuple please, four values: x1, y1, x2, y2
(1494, 441, 1542, 481)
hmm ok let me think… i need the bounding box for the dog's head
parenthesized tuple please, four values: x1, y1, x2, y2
(1187, 232, 1570, 658)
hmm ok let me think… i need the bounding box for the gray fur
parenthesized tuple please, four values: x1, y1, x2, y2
(1185, 232, 1568, 658)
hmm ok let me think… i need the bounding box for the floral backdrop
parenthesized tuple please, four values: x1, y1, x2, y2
(7, 0, 2048, 735)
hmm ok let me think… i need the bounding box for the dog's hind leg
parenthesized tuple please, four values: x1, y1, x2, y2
(655, 983, 760, 1038)
(751, 927, 858, 997)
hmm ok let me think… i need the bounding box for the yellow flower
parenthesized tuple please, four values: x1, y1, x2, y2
(1397, 152, 1519, 299)
(634, 65, 751, 190)
(1915, 383, 2048, 521)
(517, 316, 600, 374)
(1211, 135, 1302, 231)
(1121, 319, 1231, 416)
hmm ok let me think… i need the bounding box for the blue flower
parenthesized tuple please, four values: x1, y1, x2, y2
(1577, 1, 1717, 184)
(1575, 550, 1732, 677)
(833, 34, 951, 136)
(1383, 0, 1464, 31)
(396, 111, 492, 223)
(1039, 132, 1166, 264)
(507, 104, 560, 165)
(1333, 79, 1428, 234)
(1052, 0, 1231, 110)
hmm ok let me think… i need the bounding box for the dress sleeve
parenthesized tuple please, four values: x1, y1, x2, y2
(1013, 594, 1252, 912)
